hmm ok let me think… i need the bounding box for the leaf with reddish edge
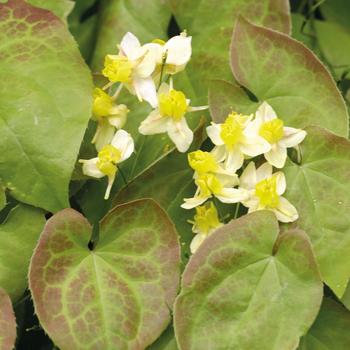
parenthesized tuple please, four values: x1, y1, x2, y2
(213, 17, 349, 136)
(29, 199, 181, 350)
(0, 288, 16, 350)
(284, 126, 350, 298)
(174, 211, 323, 350)
(27, 0, 74, 21)
(0, 0, 93, 212)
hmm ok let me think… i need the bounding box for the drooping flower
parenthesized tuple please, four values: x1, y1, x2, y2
(91, 88, 129, 150)
(206, 112, 271, 173)
(189, 202, 223, 253)
(138, 81, 207, 152)
(79, 130, 134, 199)
(237, 162, 298, 222)
(246, 102, 307, 168)
(102, 32, 158, 107)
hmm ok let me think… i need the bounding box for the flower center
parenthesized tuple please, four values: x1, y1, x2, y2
(220, 113, 246, 148)
(152, 38, 166, 45)
(255, 176, 280, 208)
(194, 202, 221, 234)
(159, 89, 187, 121)
(259, 118, 284, 144)
(102, 55, 133, 83)
(196, 173, 223, 197)
(92, 88, 113, 118)
(188, 150, 218, 174)
(97, 144, 121, 176)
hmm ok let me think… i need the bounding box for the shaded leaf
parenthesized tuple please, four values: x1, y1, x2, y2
(29, 199, 181, 350)
(0, 186, 5, 211)
(174, 211, 323, 350)
(147, 326, 178, 350)
(0, 288, 16, 350)
(0, 205, 45, 301)
(0, 0, 93, 212)
(284, 126, 350, 297)
(321, 0, 350, 30)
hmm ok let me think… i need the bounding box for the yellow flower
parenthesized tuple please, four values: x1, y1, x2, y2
(102, 55, 133, 83)
(188, 150, 218, 174)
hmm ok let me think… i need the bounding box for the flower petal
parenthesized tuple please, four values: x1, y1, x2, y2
(165, 35, 192, 66)
(93, 122, 115, 152)
(264, 145, 287, 168)
(138, 110, 168, 135)
(225, 148, 244, 173)
(181, 196, 208, 209)
(256, 101, 277, 122)
(111, 129, 134, 162)
(273, 197, 298, 223)
(240, 162, 257, 190)
(279, 127, 307, 148)
(240, 135, 271, 157)
(206, 123, 224, 146)
(133, 77, 158, 107)
(190, 233, 207, 254)
(134, 50, 157, 78)
(80, 158, 104, 178)
(167, 118, 193, 153)
(275, 171, 286, 195)
(216, 188, 248, 204)
(143, 42, 163, 64)
(120, 32, 143, 60)
(104, 174, 116, 200)
(256, 162, 273, 182)
(211, 145, 226, 162)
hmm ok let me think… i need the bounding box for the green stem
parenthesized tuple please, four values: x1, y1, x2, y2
(157, 52, 167, 90)
(117, 165, 128, 186)
(233, 203, 240, 219)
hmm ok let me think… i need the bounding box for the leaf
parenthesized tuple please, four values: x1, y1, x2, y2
(0, 204, 45, 301)
(27, 0, 74, 21)
(222, 17, 348, 136)
(170, 0, 291, 101)
(0, 288, 16, 350)
(321, 0, 350, 30)
(298, 298, 350, 350)
(284, 126, 350, 298)
(147, 326, 178, 350)
(0, 0, 93, 212)
(29, 199, 181, 350)
(0, 187, 5, 211)
(174, 211, 323, 350)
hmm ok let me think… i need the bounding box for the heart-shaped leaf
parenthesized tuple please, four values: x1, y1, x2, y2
(28, 0, 74, 20)
(284, 126, 350, 298)
(0, 288, 16, 350)
(210, 17, 348, 136)
(0, 0, 93, 212)
(0, 204, 45, 301)
(174, 211, 323, 350)
(298, 298, 350, 349)
(29, 199, 181, 350)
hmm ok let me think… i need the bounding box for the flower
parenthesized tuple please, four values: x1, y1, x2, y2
(206, 112, 271, 173)
(138, 81, 207, 152)
(237, 162, 298, 222)
(189, 202, 223, 253)
(144, 31, 192, 76)
(79, 130, 134, 199)
(91, 88, 129, 151)
(102, 32, 158, 107)
(246, 102, 307, 168)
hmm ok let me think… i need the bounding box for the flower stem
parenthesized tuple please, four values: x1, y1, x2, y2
(117, 165, 128, 186)
(233, 202, 240, 219)
(112, 83, 123, 100)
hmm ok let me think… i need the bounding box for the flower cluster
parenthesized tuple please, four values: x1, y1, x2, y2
(183, 102, 307, 253)
(80, 31, 206, 198)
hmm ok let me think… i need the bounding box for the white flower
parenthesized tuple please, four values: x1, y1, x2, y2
(237, 162, 298, 223)
(144, 31, 192, 75)
(79, 130, 134, 199)
(91, 87, 129, 151)
(102, 32, 158, 107)
(246, 102, 307, 168)
(138, 81, 207, 152)
(207, 112, 271, 173)
(189, 202, 223, 254)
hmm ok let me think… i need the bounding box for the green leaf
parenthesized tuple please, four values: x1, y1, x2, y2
(174, 211, 323, 350)
(284, 126, 350, 298)
(223, 17, 348, 136)
(29, 199, 181, 349)
(0, 186, 5, 211)
(321, 0, 350, 30)
(0, 0, 93, 212)
(147, 326, 178, 350)
(170, 0, 291, 101)
(298, 298, 350, 350)
(0, 204, 45, 301)
(0, 288, 16, 350)
(27, 0, 74, 21)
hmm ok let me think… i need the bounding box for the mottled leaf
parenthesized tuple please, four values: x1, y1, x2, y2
(298, 298, 350, 350)
(284, 126, 350, 297)
(0, 0, 93, 212)
(29, 199, 181, 350)
(27, 0, 74, 21)
(222, 17, 348, 136)
(0, 204, 45, 301)
(174, 211, 323, 350)
(170, 0, 291, 101)
(0, 288, 16, 350)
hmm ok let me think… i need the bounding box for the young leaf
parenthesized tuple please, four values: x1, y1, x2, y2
(284, 126, 350, 298)
(0, 288, 16, 350)
(0, 0, 93, 212)
(0, 204, 45, 301)
(225, 17, 348, 136)
(174, 211, 323, 350)
(29, 199, 181, 350)
(298, 298, 350, 350)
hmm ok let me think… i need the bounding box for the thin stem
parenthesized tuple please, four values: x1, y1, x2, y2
(112, 83, 123, 101)
(233, 203, 240, 220)
(102, 81, 114, 91)
(213, 197, 224, 222)
(117, 165, 128, 186)
(157, 52, 168, 90)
